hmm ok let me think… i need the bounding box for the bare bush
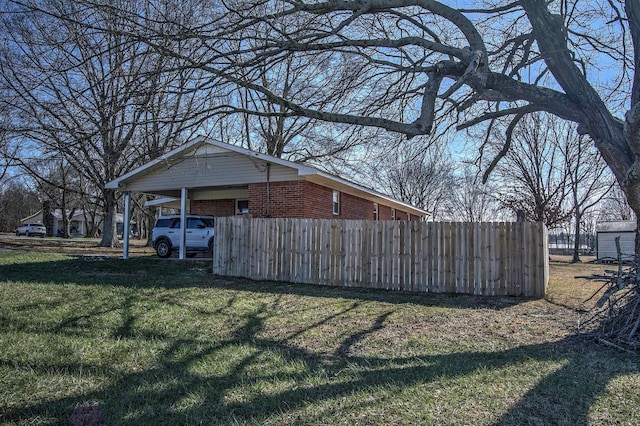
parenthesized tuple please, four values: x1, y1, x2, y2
(580, 239, 640, 353)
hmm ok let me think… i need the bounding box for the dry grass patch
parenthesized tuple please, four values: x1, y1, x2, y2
(546, 255, 610, 310)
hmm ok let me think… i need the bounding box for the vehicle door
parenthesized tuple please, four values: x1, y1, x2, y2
(165, 218, 181, 246)
(186, 217, 211, 248)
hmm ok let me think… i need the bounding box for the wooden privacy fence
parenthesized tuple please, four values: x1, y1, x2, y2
(213, 217, 549, 298)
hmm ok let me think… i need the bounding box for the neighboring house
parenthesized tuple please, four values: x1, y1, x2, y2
(20, 209, 124, 237)
(596, 221, 636, 261)
(106, 137, 428, 257)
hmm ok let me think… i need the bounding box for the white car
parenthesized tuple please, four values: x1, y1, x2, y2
(16, 223, 47, 237)
(151, 215, 215, 258)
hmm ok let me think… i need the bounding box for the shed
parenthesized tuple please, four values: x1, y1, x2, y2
(596, 221, 636, 261)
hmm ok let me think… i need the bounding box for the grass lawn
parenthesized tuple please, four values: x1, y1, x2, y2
(0, 248, 638, 425)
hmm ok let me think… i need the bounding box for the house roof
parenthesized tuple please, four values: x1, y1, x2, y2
(20, 209, 125, 224)
(19, 211, 43, 223)
(106, 137, 428, 216)
(21, 209, 96, 222)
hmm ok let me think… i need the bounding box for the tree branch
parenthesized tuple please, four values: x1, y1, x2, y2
(626, 0, 640, 108)
(482, 111, 527, 183)
(457, 105, 542, 130)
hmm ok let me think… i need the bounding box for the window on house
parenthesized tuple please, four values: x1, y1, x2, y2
(236, 199, 249, 215)
(391, 208, 396, 220)
(332, 190, 340, 215)
(373, 203, 378, 220)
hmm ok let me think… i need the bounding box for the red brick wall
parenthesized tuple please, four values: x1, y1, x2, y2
(378, 204, 392, 220)
(395, 210, 410, 221)
(191, 199, 235, 216)
(249, 181, 306, 218)
(248, 181, 373, 219)
(299, 181, 334, 218)
(299, 181, 376, 220)
(295, 181, 336, 218)
(337, 191, 374, 220)
(192, 180, 422, 221)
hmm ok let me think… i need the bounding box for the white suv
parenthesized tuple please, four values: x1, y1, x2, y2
(151, 215, 215, 258)
(16, 223, 47, 237)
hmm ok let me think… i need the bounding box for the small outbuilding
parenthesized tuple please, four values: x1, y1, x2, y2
(596, 221, 636, 261)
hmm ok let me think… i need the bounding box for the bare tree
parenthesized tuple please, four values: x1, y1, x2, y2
(491, 113, 572, 227)
(222, 8, 382, 162)
(0, 0, 215, 246)
(237, 53, 335, 159)
(599, 184, 636, 222)
(560, 132, 615, 262)
(371, 139, 456, 220)
(0, 104, 18, 182)
(447, 165, 503, 222)
(0, 178, 40, 232)
(489, 113, 613, 260)
(31, 158, 85, 237)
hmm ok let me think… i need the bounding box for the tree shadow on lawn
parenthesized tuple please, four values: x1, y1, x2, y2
(0, 256, 528, 311)
(1, 292, 638, 425)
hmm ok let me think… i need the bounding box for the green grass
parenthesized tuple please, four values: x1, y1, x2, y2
(0, 252, 638, 425)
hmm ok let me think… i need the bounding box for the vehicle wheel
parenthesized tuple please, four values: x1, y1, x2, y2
(155, 239, 172, 258)
(26, 232, 30, 237)
(16, 231, 19, 236)
(208, 238, 214, 254)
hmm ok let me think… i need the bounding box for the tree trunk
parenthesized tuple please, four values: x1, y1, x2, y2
(62, 214, 70, 239)
(635, 216, 640, 265)
(572, 212, 582, 263)
(99, 189, 121, 248)
(146, 214, 154, 247)
(621, 178, 640, 264)
(42, 201, 54, 237)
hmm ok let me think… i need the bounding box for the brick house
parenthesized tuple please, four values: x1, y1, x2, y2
(106, 137, 426, 257)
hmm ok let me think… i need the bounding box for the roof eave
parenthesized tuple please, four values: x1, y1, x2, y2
(105, 136, 209, 189)
(305, 172, 428, 217)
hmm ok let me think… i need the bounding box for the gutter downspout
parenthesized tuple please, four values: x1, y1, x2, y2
(266, 163, 271, 218)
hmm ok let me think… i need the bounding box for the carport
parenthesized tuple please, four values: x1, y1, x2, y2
(105, 138, 238, 260)
(105, 137, 310, 260)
